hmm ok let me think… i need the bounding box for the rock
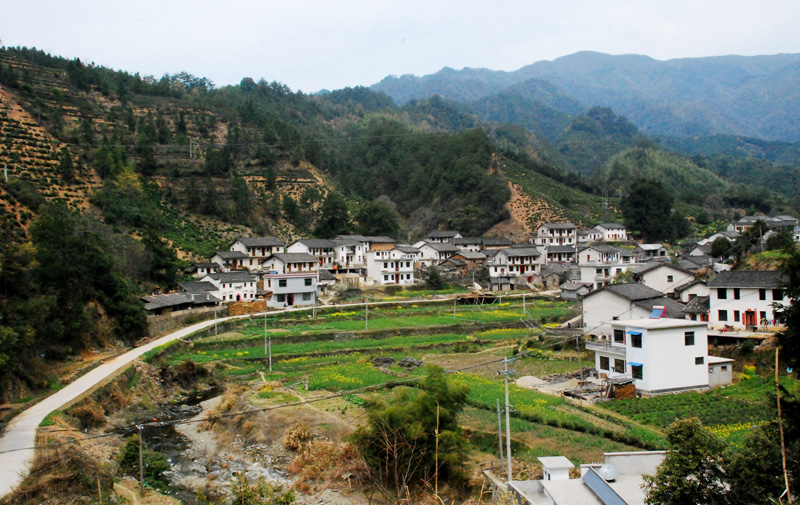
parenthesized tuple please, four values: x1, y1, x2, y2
(371, 356, 396, 367)
(398, 357, 424, 369)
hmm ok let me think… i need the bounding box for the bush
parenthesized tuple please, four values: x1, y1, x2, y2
(282, 423, 311, 451)
(116, 435, 170, 490)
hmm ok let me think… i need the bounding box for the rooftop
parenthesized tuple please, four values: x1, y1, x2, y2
(609, 317, 707, 330)
(708, 270, 784, 288)
(233, 236, 285, 248)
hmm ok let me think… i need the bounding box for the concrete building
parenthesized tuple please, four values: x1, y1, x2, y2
(535, 223, 577, 247)
(707, 270, 789, 330)
(629, 262, 695, 296)
(229, 236, 286, 270)
(593, 223, 628, 241)
(582, 283, 685, 337)
(366, 247, 415, 286)
(261, 253, 319, 308)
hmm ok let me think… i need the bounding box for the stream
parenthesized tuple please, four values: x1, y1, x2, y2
(134, 387, 289, 503)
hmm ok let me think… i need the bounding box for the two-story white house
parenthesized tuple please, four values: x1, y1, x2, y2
(582, 283, 686, 336)
(287, 239, 336, 269)
(260, 253, 319, 308)
(453, 237, 483, 252)
(366, 247, 416, 285)
(199, 271, 259, 303)
(209, 250, 248, 271)
(577, 245, 634, 289)
(586, 318, 730, 395)
(577, 228, 603, 245)
(629, 262, 696, 296)
(487, 247, 542, 290)
(414, 241, 459, 267)
(426, 230, 462, 244)
(534, 223, 577, 247)
(593, 223, 628, 241)
(229, 236, 286, 270)
(707, 270, 789, 330)
(543, 245, 576, 264)
(331, 238, 366, 271)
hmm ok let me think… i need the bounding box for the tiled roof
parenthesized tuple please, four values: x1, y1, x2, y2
(546, 245, 576, 254)
(502, 247, 541, 258)
(539, 222, 576, 230)
(428, 230, 460, 238)
(454, 251, 487, 260)
(708, 270, 784, 288)
(631, 296, 686, 318)
(266, 253, 319, 264)
(234, 236, 285, 247)
(207, 272, 258, 283)
(599, 283, 667, 301)
(142, 293, 195, 311)
(212, 250, 247, 260)
(594, 223, 626, 229)
(293, 239, 336, 248)
(682, 296, 710, 315)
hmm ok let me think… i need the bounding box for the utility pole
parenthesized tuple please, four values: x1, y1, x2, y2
(453, 297, 457, 320)
(365, 297, 368, 330)
(576, 334, 583, 381)
(214, 309, 218, 336)
(776, 348, 793, 503)
(137, 425, 144, 493)
(523, 292, 526, 316)
(498, 357, 517, 481)
(3, 163, 7, 182)
(496, 398, 505, 472)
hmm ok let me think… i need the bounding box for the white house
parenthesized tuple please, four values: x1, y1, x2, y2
(634, 244, 669, 261)
(487, 247, 543, 290)
(534, 223, 577, 247)
(576, 245, 635, 289)
(209, 250, 248, 271)
(453, 237, 482, 252)
(582, 283, 685, 336)
(330, 238, 366, 271)
(415, 241, 459, 267)
(261, 253, 319, 308)
(630, 262, 696, 296)
(593, 223, 628, 241)
(229, 236, 286, 270)
(707, 270, 789, 330)
(366, 247, 416, 286)
(199, 271, 259, 303)
(673, 279, 710, 304)
(577, 228, 603, 244)
(586, 318, 724, 394)
(426, 230, 462, 244)
(543, 245, 576, 264)
(698, 230, 740, 246)
(287, 239, 336, 269)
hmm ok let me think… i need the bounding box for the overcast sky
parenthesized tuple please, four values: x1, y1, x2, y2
(2, 1, 799, 93)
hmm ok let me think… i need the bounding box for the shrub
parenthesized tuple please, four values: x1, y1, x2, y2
(282, 423, 311, 451)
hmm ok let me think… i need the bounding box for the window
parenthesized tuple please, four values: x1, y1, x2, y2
(685, 331, 695, 345)
(613, 329, 625, 344)
(278, 279, 287, 288)
(277, 294, 286, 302)
(734, 288, 740, 299)
(632, 365, 643, 380)
(717, 288, 727, 299)
(718, 310, 728, 321)
(384, 275, 389, 281)
(721, 366, 728, 372)
(667, 275, 674, 283)
(304, 278, 312, 286)
(599, 357, 610, 371)
(760, 311, 767, 322)
(631, 333, 642, 348)
(759, 289, 767, 300)
(734, 310, 740, 322)
(302, 293, 311, 301)
(773, 289, 784, 300)
(695, 357, 705, 365)
(614, 359, 626, 373)
(384, 262, 388, 268)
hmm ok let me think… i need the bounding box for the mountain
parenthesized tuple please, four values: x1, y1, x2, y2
(371, 51, 800, 142)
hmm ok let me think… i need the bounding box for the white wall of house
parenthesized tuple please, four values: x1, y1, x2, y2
(579, 264, 631, 290)
(264, 273, 317, 308)
(594, 225, 628, 241)
(199, 274, 258, 303)
(595, 319, 710, 394)
(366, 249, 415, 285)
(708, 286, 788, 329)
(582, 290, 637, 336)
(676, 283, 710, 303)
(637, 266, 695, 296)
(534, 225, 577, 246)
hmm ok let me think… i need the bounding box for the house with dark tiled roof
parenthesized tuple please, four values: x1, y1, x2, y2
(230, 236, 286, 270)
(582, 283, 685, 336)
(209, 250, 248, 271)
(414, 241, 459, 266)
(629, 262, 696, 296)
(707, 270, 789, 330)
(481, 237, 512, 250)
(593, 223, 628, 241)
(487, 247, 542, 291)
(682, 295, 710, 322)
(199, 271, 259, 303)
(287, 239, 337, 268)
(260, 253, 319, 308)
(184, 262, 223, 278)
(544, 245, 576, 264)
(426, 230, 462, 244)
(534, 222, 577, 247)
(453, 237, 482, 252)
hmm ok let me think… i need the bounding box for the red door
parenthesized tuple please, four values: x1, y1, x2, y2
(287, 294, 294, 306)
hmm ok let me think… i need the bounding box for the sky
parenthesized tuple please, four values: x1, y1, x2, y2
(2, 1, 799, 93)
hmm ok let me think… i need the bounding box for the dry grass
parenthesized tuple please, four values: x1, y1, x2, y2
(282, 423, 311, 451)
(287, 440, 367, 493)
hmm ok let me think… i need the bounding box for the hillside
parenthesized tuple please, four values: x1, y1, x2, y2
(371, 51, 800, 142)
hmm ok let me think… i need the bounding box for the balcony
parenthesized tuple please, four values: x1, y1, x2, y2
(585, 340, 626, 356)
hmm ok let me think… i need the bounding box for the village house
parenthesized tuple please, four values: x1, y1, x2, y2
(543, 245, 576, 264)
(487, 247, 542, 291)
(329, 238, 366, 273)
(634, 243, 669, 261)
(287, 239, 336, 269)
(414, 241, 459, 267)
(366, 247, 416, 285)
(229, 236, 286, 270)
(698, 230, 740, 246)
(585, 317, 732, 395)
(582, 283, 685, 336)
(629, 262, 696, 296)
(142, 291, 219, 316)
(577, 228, 603, 244)
(426, 230, 462, 244)
(439, 251, 487, 274)
(593, 223, 628, 241)
(261, 253, 319, 308)
(184, 262, 223, 279)
(673, 279, 710, 303)
(559, 280, 593, 300)
(727, 215, 798, 235)
(453, 237, 483, 252)
(179, 281, 224, 307)
(534, 222, 577, 246)
(209, 250, 247, 271)
(707, 270, 788, 330)
(682, 295, 710, 322)
(199, 271, 259, 303)
(576, 244, 634, 289)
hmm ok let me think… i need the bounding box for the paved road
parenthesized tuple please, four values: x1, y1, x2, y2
(0, 291, 544, 498)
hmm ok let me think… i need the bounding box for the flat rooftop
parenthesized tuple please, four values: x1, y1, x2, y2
(608, 318, 708, 330)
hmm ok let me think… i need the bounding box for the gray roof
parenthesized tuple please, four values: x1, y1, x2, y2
(142, 293, 195, 311)
(708, 270, 784, 288)
(673, 279, 706, 294)
(428, 230, 460, 238)
(454, 251, 487, 260)
(454, 237, 482, 245)
(597, 283, 669, 302)
(395, 244, 420, 254)
(482, 237, 511, 247)
(502, 247, 541, 258)
(682, 296, 710, 315)
(442, 258, 466, 267)
(293, 238, 336, 248)
(630, 261, 694, 276)
(331, 238, 360, 246)
(560, 281, 593, 291)
(318, 269, 337, 281)
(363, 235, 395, 243)
(233, 236, 285, 248)
(207, 272, 258, 283)
(265, 252, 319, 264)
(546, 245, 576, 254)
(179, 281, 217, 293)
(539, 222, 577, 230)
(632, 296, 686, 318)
(636, 243, 666, 251)
(594, 223, 626, 229)
(580, 244, 620, 254)
(424, 242, 460, 252)
(680, 255, 714, 269)
(212, 250, 247, 260)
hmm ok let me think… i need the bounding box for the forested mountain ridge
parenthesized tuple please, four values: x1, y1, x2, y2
(371, 51, 800, 142)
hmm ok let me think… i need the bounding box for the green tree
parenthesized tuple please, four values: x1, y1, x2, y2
(710, 237, 732, 259)
(58, 146, 75, 183)
(643, 417, 727, 505)
(313, 192, 352, 238)
(611, 269, 634, 284)
(621, 178, 675, 242)
(356, 200, 400, 238)
(725, 423, 785, 505)
(353, 367, 468, 498)
(766, 230, 794, 252)
(281, 194, 302, 228)
(425, 266, 445, 291)
(231, 175, 253, 220)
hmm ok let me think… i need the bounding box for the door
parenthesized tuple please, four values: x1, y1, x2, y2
(745, 310, 756, 328)
(287, 294, 295, 306)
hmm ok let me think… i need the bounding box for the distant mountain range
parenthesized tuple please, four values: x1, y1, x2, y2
(371, 51, 800, 142)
